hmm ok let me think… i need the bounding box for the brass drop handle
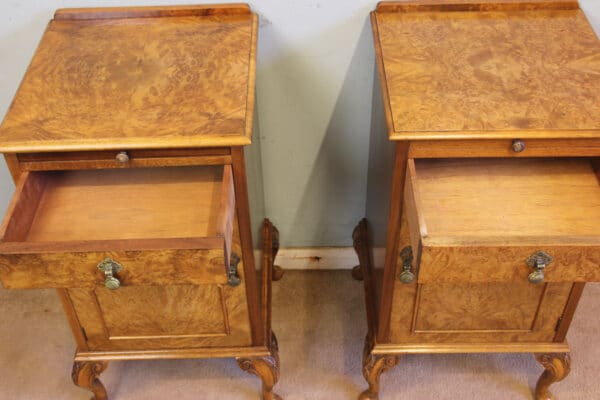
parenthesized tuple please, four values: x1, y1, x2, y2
(526, 251, 553, 285)
(227, 252, 241, 287)
(511, 139, 526, 153)
(398, 246, 415, 284)
(115, 151, 130, 163)
(97, 258, 123, 290)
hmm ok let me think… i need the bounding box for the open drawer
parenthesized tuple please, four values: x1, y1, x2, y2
(403, 158, 600, 285)
(0, 165, 235, 289)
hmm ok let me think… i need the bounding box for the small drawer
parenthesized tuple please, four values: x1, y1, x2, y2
(0, 165, 235, 289)
(15, 148, 232, 171)
(408, 139, 600, 159)
(402, 157, 600, 285)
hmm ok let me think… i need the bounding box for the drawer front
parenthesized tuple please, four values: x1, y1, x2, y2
(403, 157, 600, 285)
(15, 148, 232, 171)
(0, 165, 235, 290)
(417, 245, 600, 284)
(0, 248, 228, 289)
(408, 138, 600, 159)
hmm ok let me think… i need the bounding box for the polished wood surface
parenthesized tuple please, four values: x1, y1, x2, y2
(0, 5, 278, 400)
(0, 6, 257, 152)
(373, 1, 600, 140)
(376, 0, 579, 12)
(16, 148, 233, 171)
(0, 166, 238, 289)
(411, 158, 600, 240)
(535, 353, 571, 400)
(72, 361, 108, 400)
(28, 166, 227, 241)
(358, 1, 600, 398)
(404, 158, 600, 284)
(408, 138, 600, 158)
(237, 220, 282, 400)
(54, 3, 252, 20)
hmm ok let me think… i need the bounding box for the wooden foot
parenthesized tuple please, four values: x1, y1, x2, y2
(237, 352, 281, 400)
(238, 332, 281, 400)
(358, 335, 399, 400)
(534, 353, 571, 400)
(352, 265, 364, 281)
(72, 361, 109, 400)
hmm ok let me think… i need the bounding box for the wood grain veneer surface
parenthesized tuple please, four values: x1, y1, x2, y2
(374, 4, 600, 139)
(0, 11, 256, 151)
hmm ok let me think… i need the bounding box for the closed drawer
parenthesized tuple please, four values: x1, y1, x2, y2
(15, 147, 231, 171)
(408, 139, 600, 159)
(403, 158, 600, 285)
(0, 165, 235, 289)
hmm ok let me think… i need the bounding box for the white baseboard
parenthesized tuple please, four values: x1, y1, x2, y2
(254, 247, 385, 270)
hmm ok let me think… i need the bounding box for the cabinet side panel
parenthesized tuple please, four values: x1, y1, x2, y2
(365, 66, 394, 247)
(245, 107, 265, 250)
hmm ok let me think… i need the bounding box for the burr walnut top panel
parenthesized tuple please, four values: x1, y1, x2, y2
(0, 5, 257, 152)
(373, 1, 600, 140)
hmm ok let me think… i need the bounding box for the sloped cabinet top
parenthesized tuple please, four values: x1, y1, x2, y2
(0, 4, 257, 152)
(372, 1, 600, 140)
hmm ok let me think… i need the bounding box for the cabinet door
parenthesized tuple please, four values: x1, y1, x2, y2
(66, 280, 252, 350)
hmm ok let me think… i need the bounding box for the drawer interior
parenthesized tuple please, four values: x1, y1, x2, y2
(409, 158, 600, 243)
(0, 165, 234, 251)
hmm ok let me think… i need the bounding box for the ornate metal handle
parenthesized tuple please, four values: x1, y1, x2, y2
(97, 258, 123, 290)
(398, 246, 415, 284)
(227, 252, 241, 287)
(526, 251, 553, 284)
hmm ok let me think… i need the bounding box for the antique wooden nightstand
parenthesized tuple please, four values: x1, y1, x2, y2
(0, 4, 283, 400)
(353, 1, 600, 399)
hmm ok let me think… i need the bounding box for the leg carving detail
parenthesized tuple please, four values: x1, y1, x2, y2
(359, 335, 399, 400)
(71, 361, 109, 400)
(534, 353, 571, 400)
(237, 336, 281, 400)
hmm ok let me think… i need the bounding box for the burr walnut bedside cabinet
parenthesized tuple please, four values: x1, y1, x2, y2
(353, 1, 600, 399)
(0, 4, 283, 400)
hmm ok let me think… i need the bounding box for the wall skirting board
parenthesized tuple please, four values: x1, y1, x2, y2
(255, 247, 385, 270)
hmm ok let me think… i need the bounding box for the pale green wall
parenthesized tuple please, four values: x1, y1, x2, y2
(0, 1, 599, 247)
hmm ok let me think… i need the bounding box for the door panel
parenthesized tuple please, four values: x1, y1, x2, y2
(68, 282, 252, 350)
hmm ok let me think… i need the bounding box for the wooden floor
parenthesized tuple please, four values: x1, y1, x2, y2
(0, 271, 598, 399)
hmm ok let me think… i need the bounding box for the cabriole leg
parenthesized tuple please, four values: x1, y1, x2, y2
(359, 335, 399, 400)
(534, 353, 571, 400)
(237, 334, 281, 400)
(71, 361, 109, 400)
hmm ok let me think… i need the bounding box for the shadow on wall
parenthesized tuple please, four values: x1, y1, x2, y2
(291, 16, 375, 247)
(257, 8, 376, 247)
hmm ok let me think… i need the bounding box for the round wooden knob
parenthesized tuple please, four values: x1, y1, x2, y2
(511, 139, 526, 153)
(116, 151, 130, 163)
